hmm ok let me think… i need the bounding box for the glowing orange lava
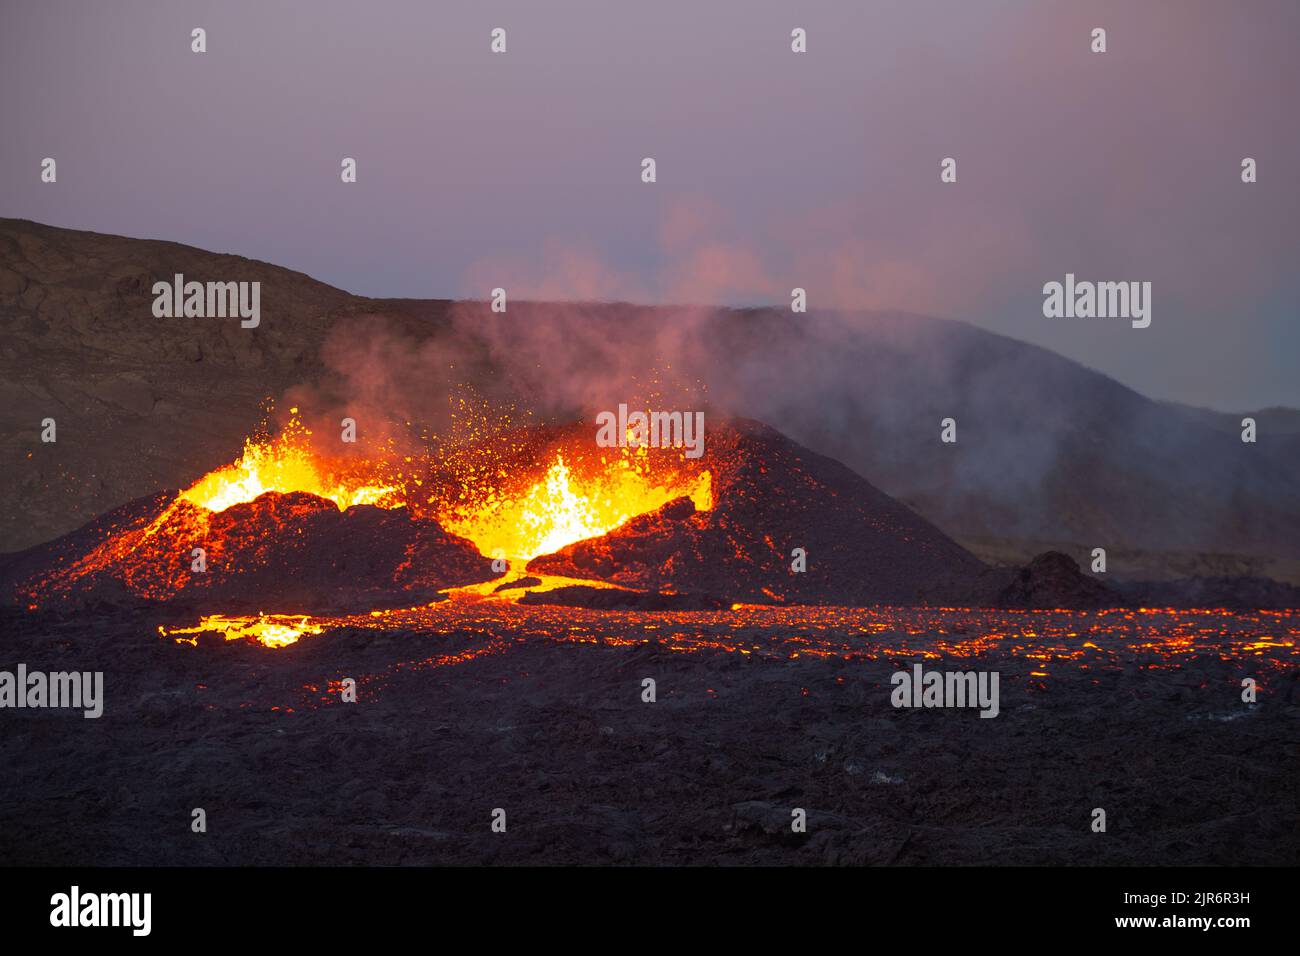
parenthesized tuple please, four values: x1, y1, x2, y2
(21, 408, 716, 610)
(439, 450, 712, 560)
(178, 409, 711, 561)
(161, 613, 325, 648)
(180, 409, 401, 512)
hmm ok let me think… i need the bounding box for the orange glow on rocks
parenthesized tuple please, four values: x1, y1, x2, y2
(440, 449, 712, 561)
(161, 613, 325, 648)
(18, 407, 717, 610)
(180, 409, 401, 513)
(179, 407, 713, 562)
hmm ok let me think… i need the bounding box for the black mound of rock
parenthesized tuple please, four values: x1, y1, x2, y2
(0, 491, 496, 613)
(966, 552, 1300, 610)
(981, 551, 1120, 609)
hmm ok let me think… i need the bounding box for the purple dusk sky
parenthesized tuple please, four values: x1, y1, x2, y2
(2, 0, 1297, 410)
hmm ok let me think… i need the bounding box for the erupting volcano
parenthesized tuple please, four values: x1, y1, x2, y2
(175, 407, 715, 563)
(0, 405, 997, 616)
(3, 216, 1297, 872)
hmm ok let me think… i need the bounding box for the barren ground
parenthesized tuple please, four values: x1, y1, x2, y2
(1, 603, 1296, 866)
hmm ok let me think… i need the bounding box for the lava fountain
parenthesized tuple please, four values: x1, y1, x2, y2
(179, 410, 404, 513)
(180, 408, 713, 562)
(438, 450, 712, 561)
(16, 408, 715, 612)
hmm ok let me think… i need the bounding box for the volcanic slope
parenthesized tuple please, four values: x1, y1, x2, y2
(528, 419, 987, 606)
(2, 418, 987, 611)
(0, 491, 494, 613)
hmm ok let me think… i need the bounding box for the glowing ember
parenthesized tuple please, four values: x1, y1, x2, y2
(180, 409, 400, 513)
(161, 613, 325, 648)
(440, 451, 713, 560)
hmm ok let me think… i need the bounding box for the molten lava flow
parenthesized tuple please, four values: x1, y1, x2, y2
(180, 409, 401, 513)
(161, 613, 325, 648)
(440, 451, 712, 561)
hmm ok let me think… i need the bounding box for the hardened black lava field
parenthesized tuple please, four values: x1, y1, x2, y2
(2, 600, 1295, 866)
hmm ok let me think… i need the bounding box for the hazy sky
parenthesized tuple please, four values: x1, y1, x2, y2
(2, 0, 1297, 410)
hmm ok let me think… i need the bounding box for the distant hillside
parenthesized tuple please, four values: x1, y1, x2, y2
(1160, 400, 1300, 436)
(0, 217, 455, 550)
(696, 309, 1300, 570)
(2, 217, 1297, 582)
